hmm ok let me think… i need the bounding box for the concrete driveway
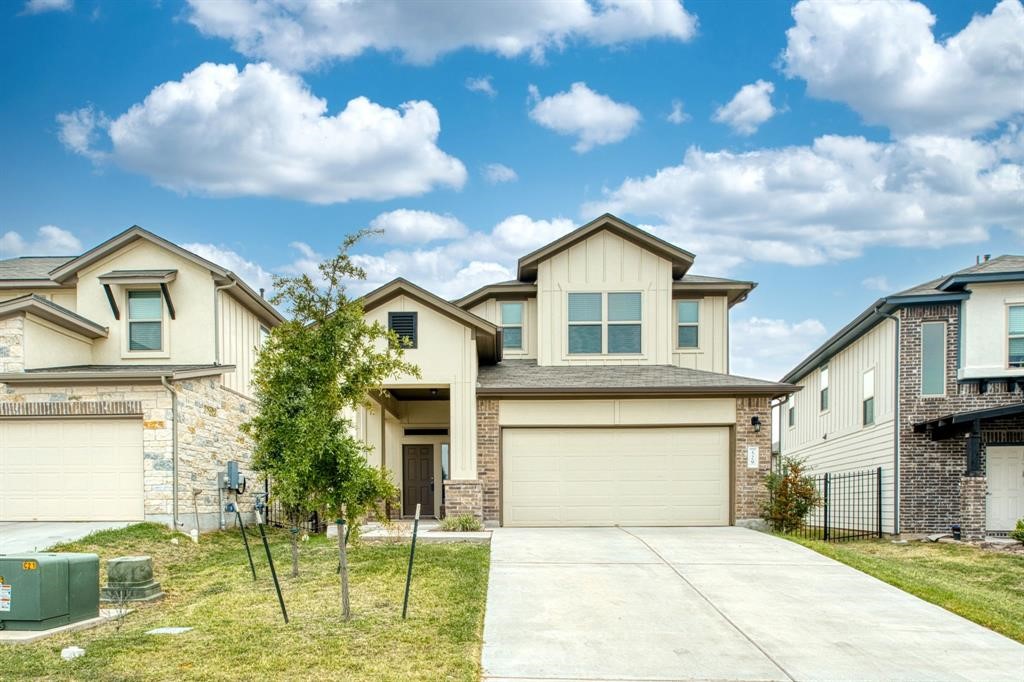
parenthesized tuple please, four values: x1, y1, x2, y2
(0, 521, 133, 554)
(482, 527, 1024, 681)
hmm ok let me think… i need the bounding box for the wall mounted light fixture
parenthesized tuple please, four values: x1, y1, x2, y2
(751, 416, 761, 433)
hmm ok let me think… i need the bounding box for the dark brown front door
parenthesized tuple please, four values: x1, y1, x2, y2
(403, 444, 434, 516)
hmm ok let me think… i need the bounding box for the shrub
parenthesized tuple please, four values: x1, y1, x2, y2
(1011, 519, 1024, 543)
(438, 514, 483, 532)
(762, 457, 820, 533)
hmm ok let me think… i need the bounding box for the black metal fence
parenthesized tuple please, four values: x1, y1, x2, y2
(264, 498, 325, 534)
(796, 467, 883, 542)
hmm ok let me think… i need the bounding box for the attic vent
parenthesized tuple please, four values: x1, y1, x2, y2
(388, 312, 418, 349)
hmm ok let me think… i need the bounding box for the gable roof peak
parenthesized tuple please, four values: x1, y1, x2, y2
(516, 213, 695, 282)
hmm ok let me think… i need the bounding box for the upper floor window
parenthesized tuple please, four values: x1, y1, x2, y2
(819, 365, 829, 411)
(788, 402, 795, 428)
(567, 292, 641, 355)
(676, 300, 699, 349)
(501, 302, 523, 350)
(258, 325, 270, 348)
(863, 368, 875, 426)
(1009, 305, 1024, 368)
(127, 290, 163, 351)
(388, 312, 417, 349)
(921, 321, 946, 395)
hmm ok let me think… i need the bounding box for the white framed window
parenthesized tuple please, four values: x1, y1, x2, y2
(921, 321, 946, 396)
(1009, 305, 1024, 368)
(788, 402, 795, 428)
(127, 290, 164, 352)
(676, 300, 699, 349)
(501, 302, 524, 350)
(567, 292, 642, 355)
(258, 325, 270, 348)
(863, 368, 875, 426)
(819, 365, 830, 412)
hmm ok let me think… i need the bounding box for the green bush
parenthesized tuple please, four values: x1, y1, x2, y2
(1011, 519, 1024, 543)
(762, 457, 820, 533)
(438, 514, 483, 532)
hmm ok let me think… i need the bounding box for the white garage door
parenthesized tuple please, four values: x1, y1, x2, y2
(0, 418, 144, 521)
(503, 426, 730, 527)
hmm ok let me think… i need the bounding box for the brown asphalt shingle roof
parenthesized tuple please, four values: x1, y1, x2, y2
(477, 360, 796, 395)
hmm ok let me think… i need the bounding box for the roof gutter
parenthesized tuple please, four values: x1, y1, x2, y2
(478, 384, 800, 399)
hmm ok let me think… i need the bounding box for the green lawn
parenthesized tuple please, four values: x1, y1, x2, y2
(787, 535, 1024, 643)
(0, 523, 490, 681)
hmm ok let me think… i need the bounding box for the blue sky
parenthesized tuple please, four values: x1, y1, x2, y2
(1, 0, 1021, 380)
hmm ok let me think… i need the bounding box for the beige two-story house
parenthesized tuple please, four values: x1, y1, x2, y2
(0, 226, 284, 530)
(355, 214, 797, 527)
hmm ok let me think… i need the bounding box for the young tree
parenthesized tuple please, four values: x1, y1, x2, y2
(244, 230, 418, 619)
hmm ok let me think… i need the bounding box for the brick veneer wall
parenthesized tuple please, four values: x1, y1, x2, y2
(476, 398, 500, 522)
(898, 303, 1024, 534)
(735, 396, 773, 524)
(959, 475, 987, 540)
(443, 479, 483, 520)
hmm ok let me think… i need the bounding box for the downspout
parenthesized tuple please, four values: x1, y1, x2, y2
(161, 375, 180, 530)
(876, 304, 900, 534)
(213, 279, 238, 365)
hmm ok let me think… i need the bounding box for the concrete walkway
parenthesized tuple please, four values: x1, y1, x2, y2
(0, 521, 132, 554)
(482, 527, 1024, 681)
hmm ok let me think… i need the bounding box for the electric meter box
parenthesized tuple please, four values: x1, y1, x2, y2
(0, 553, 100, 631)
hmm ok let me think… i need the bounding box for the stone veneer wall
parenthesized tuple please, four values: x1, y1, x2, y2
(0, 375, 257, 531)
(898, 303, 1024, 535)
(442, 479, 483, 520)
(0, 316, 25, 373)
(735, 396, 773, 524)
(476, 398, 500, 522)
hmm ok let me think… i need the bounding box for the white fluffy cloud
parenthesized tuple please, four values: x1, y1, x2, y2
(183, 241, 275, 294)
(482, 163, 518, 184)
(21, 0, 72, 15)
(783, 0, 1024, 135)
(57, 62, 466, 204)
(368, 209, 467, 245)
(730, 317, 829, 381)
(465, 76, 497, 98)
(528, 82, 641, 153)
(186, 0, 697, 70)
(586, 132, 1023, 270)
(713, 80, 778, 135)
(1, 225, 81, 257)
(861, 276, 891, 292)
(352, 214, 576, 298)
(667, 99, 690, 125)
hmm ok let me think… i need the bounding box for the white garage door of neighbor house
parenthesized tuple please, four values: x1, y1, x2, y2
(503, 427, 730, 527)
(0, 418, 144, 521)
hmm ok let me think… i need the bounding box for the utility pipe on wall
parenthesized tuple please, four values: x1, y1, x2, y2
(161, 375, 180, 530)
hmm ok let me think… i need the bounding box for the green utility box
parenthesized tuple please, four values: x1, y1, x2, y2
(0, 553, 99, 631)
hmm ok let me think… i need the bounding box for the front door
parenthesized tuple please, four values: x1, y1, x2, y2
(987, 445, 1024, 532)
(403, 444, 434, 517)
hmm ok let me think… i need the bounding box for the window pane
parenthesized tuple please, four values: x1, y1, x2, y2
(921, 322, 945, 395)
(501, 302, 523, 325)
(1010, 337, 1024, 367)
(820, 387, 829, 411)
(608, 292, 641, 321)
(608, 324, 641, 353)
(820, 366, 829, 389)
(1010, 305, 1024, 334)
(678, 325, 698, 348)
(863, 397, 875, 425)
(129, 321, 162, 351)
(503, 326, 523, 349)
(863, 369, 874, 400)
(677, 300, 699, 324)
(788, 406, 795, 427)
(128, 290, 162, 319)
(568, 324, 601, 353)
(568, 293, 601, 322)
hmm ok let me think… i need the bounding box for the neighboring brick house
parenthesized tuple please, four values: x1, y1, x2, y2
(781, 256, 1024, 539)
(352, 214, 797, 527)
(0, 226, 284, 530)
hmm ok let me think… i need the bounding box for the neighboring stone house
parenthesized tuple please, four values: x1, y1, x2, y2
(353, 214, 798, 527)
(781, 256, 1024, 539)
(0, 226, 284, 530)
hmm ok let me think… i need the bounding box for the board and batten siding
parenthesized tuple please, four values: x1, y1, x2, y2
(218, 290, 266, 397)
(781, 318, 898, 533)
(469, 297, 538, 360)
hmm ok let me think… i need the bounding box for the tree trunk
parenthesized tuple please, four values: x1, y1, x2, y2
(337, 518, 351, 621)
(288, 525, 299, 578)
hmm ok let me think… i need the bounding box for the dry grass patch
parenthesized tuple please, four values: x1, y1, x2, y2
(787, 536, 1024, 643)
(0, 523, 490, 681)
